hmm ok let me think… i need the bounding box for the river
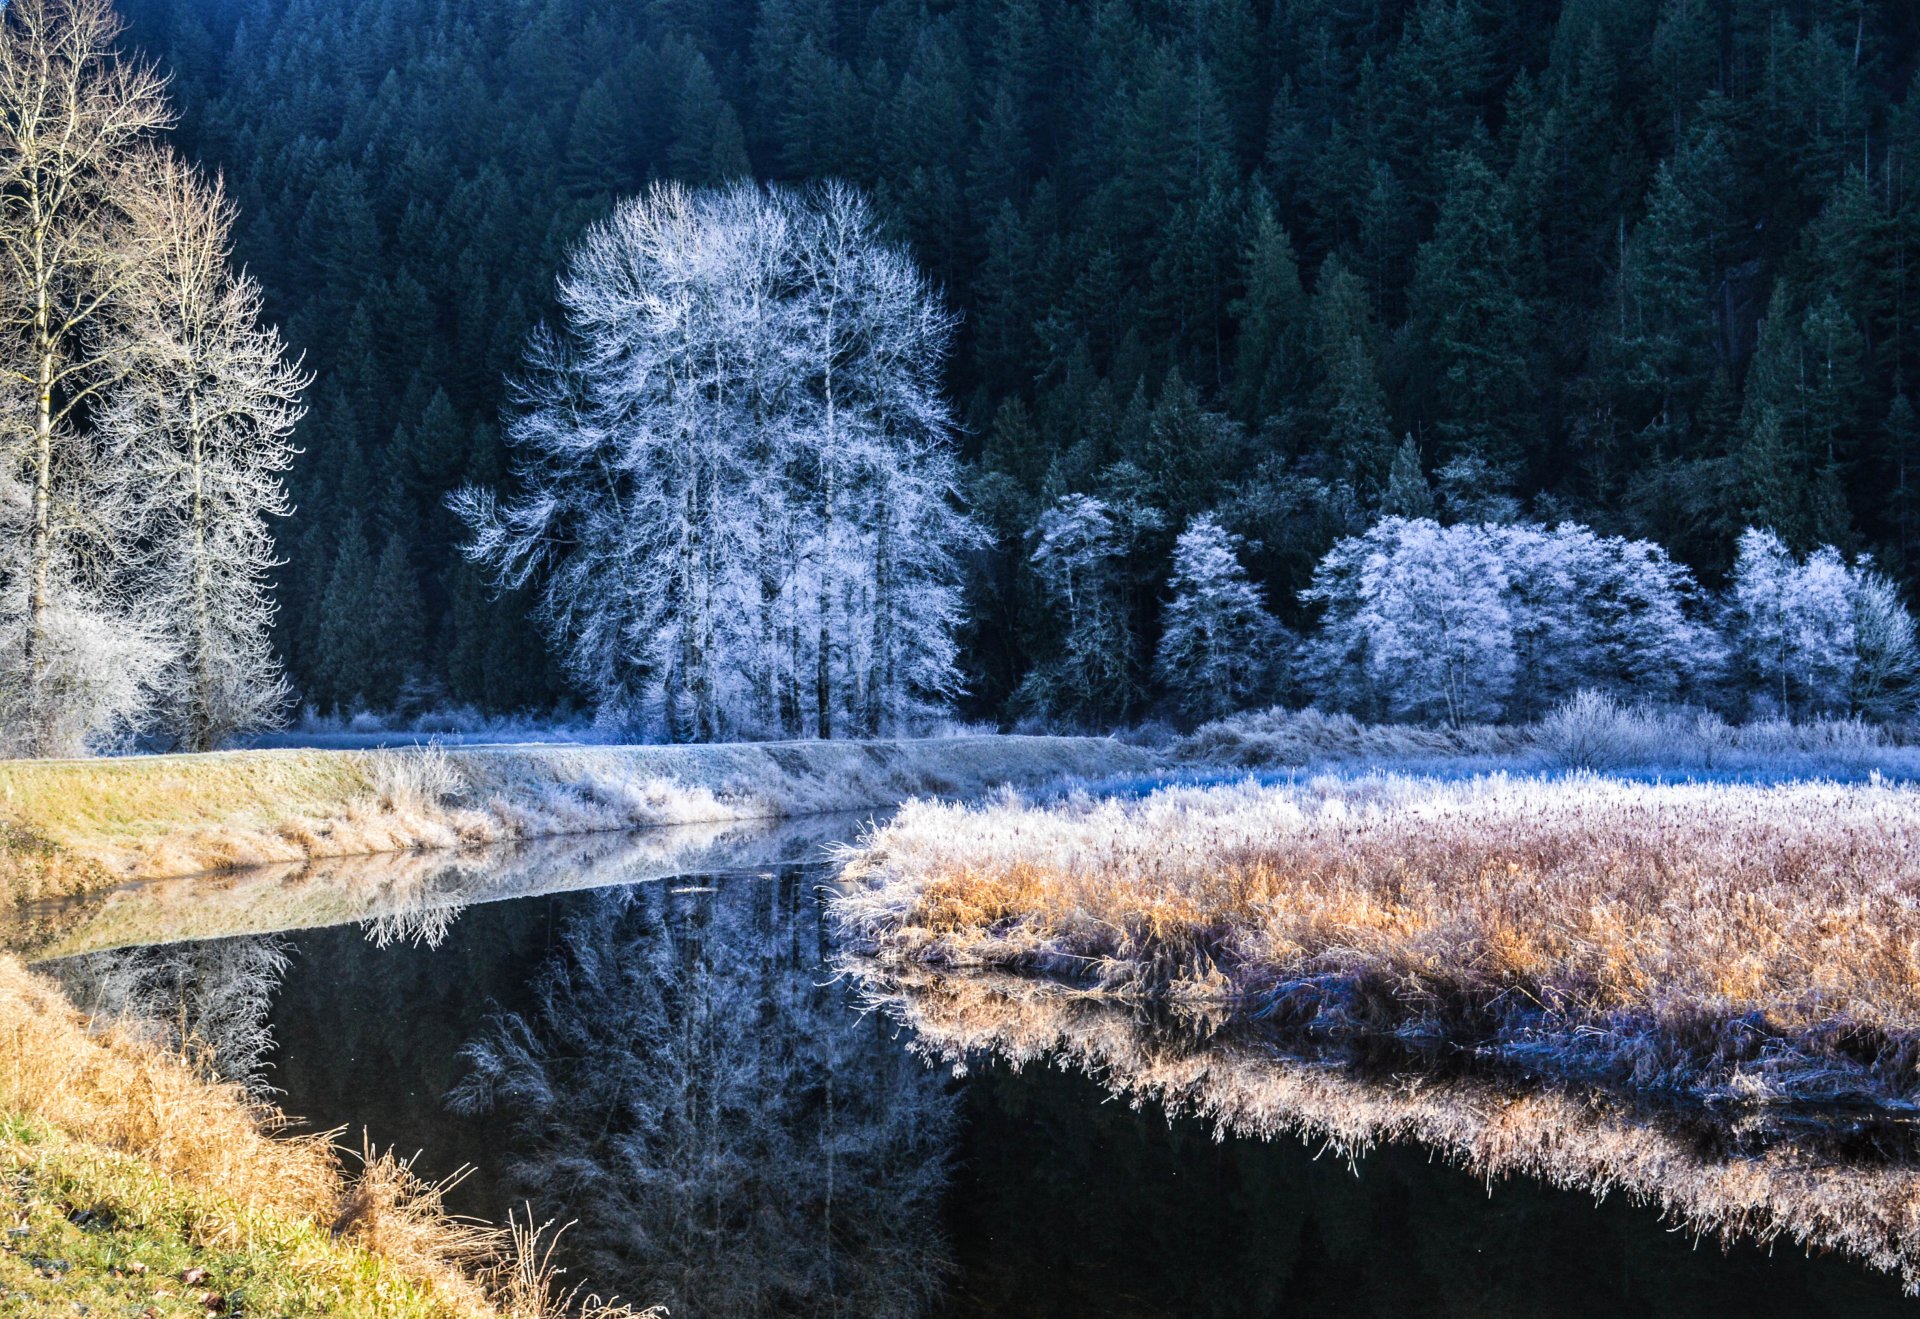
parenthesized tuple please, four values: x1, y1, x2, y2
(7, 816, 1915, 1316)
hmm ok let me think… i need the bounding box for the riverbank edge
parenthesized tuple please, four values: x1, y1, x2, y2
(0, 734, 1153, 903)
(0, 952, 576, 1318)
(831, 774, 1920, 1111)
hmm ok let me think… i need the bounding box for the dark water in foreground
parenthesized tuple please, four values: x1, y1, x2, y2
(16, 828, 1920, 1317)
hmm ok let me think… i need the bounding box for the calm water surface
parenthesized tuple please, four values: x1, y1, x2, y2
(14, 821, 1919, 1317)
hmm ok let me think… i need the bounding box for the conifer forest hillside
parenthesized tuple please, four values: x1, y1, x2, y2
(111, 0, 1920, 728)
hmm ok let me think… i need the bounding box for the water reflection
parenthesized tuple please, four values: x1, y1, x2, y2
(5, 811, 874, 961)
(849, 963, 1920, 1312)
(447, 875, 956, 1318)
(44, 934, 291, 1093)
(21, 825, 1920, 1316)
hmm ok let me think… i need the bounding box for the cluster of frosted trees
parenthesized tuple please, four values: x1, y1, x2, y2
(1126, 511, 1920, 726)
(456, 181, 973, 741)
(0, 0, 304, 756)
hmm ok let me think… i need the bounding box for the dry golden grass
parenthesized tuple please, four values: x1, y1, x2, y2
(0, 953, 660, 1318)
(850, 961, 1920, 1294)
(0, 735, 1149, 901)
(835, 774, 1920, 1103)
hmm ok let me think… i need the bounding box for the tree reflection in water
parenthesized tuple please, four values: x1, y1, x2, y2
(46, 934, 291, 1093)
(450, 867, 956, 1318)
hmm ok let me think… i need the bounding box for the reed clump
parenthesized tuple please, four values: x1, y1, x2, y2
(835, 774, 1920, 1104)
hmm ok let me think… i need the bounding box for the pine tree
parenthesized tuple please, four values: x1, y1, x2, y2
(312, 516, 378, 712)
(1406, 150, 1537, 482)
(1381, 436, 1435, 518)
(367, 530, 424, 708)
(1228, 191, 1307, 425)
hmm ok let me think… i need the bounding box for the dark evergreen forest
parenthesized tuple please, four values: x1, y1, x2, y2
(111, 0, 1920, 725)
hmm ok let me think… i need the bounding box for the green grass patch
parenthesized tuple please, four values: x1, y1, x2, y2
(0, 1114, 463, 1317)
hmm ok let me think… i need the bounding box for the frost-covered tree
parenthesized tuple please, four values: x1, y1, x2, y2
(1154, 515, 1284, 722)
(1727, 527, 1856, 716)
(1301, 516, 1721, 724)
(1298, 517, 1515, 724)
(1016, 492, 1162, 725)
(102, 154, 306, 751)
(0, 0, 170, 755)
(1848, 566, 1920, 720)
(1493, 522, 1719, 717)
(453, 181, 973, 740)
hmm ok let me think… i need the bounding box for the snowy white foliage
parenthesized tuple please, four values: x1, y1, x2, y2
(1491, 522, 1720, 716)
(1154, 515, 1283, 722)
(1726, 527, 1920, 719)
(0, 2, 301, 757)
(453, 180, 975, 741)
(1298, 517, 1516, 724)
(1298, 518, 1718, 725)
(1849, 567, 1920, 720)
(101, 155, 306, 751)
(0, 593, 164, 756)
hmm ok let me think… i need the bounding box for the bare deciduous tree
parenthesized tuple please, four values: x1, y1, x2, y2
(0, 0, 169, 755)
(103, 152, 306, 751)
(455, 180, 974, 741)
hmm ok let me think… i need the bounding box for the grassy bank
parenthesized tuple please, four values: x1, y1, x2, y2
(834, 773, 1920, 1107)
(0, 735, 1148, 902)
(0, 954, 652, 1317)
(18, 812, 872, 963)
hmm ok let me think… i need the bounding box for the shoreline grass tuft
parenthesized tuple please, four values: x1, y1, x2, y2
(0, 952, 660, 1317)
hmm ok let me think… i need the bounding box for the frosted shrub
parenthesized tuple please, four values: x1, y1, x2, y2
(0, 599, 166, 757)
(369, 741, 466, 814)
(1533, 690, 1649, 769)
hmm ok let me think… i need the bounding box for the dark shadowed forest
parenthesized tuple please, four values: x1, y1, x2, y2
(112, 0, 1920, 724)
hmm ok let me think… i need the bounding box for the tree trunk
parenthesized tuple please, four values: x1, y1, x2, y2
(815, 459, 833, 740)
(26, 258, 54, 755)
(187, 387, 213, 751)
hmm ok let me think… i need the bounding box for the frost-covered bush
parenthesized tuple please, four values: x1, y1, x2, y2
(1531, 691, 1686, 769)
(1849, 566, 1920, 720)
(0, 596, 167, 757)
